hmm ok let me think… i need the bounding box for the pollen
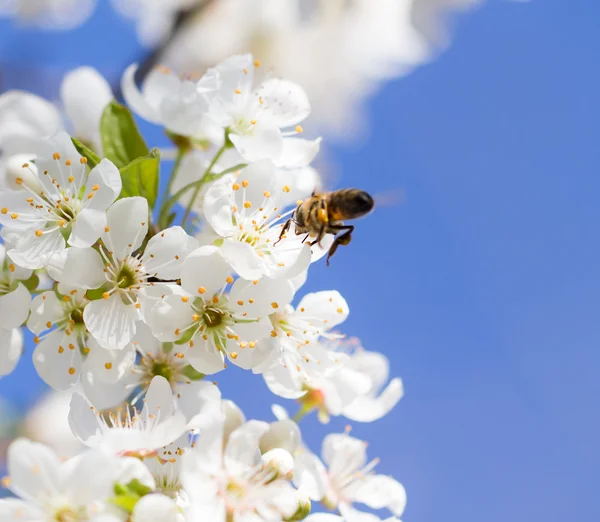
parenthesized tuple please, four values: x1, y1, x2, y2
(34, 336, 40, 344)
(248, 298, 254, 304)
(271, 330, 278, 337)
(35, 230, 43, 237)
(283, 185, 290, 193)
(249, 341, 256, 348)
(80, 157, 87, 164)
(1, 476, 11, 488)
(68, 175, 75, 183)
(242, 179, 249, 188)
(244, 201, 252, 209)
(226, 276, 234, 284)
(102, 292, 110, 299)
(45, 321, 52, 329)
(1, 208, 7, 214)
(337, 307, 344, 313)
(295, 125, 303, 133)
(87, 192, 94, 199)
(237, 300, 244, 305)
(15, 177, 23, 185)
(69, 344, 75, 350)
(232, 183, 240, 191)
(10, 213, 18, 220)
(8, 264, 15, 273)
(254, 59, 261, 67)
(300, 307, 305, 312)
(250, 119, 257, 125)
(175, 328, 181, 336)
(105, 362, 113, 370)
(58, 346, 64, 354)
(68, 367, 76, 375)
(181, 296, 189, 303)
(235, 89, 242, 94)
(230, 351, 238, 359)
(53, 152, 61, 160)
(105, 226, 110, 232)
(135, 303, 141, 309)
(263, 191, 271, 197)
(198, 286, 206, 294)
(271, 302, 279, 309)
(192, 314, 200, 321)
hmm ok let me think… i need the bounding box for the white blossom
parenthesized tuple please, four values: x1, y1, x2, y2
(295, 433, 406, 518)
(0, 132, 122, 269)
(0, 243, 32, 330)
(0, 0, 97, 29)
(0, 327, 23, 377)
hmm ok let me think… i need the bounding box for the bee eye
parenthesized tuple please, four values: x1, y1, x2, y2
(356, 192, 374, 213)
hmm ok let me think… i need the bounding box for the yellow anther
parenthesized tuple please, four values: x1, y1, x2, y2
(68, 344, 75, 350)
(271, 330, 278, 337)
(62, 295, 71, 302)
(242, 179, 249, 188)
(239, 341, 248, 349)
(34, 336, 40, 344)
(105, 226, 110, 232)
(252, 280, 259, 285)
(45, 321, 52, 329)
(15, 177, 23, 185)
(1, 476, 12, 488)
(254, 59, 261, 67)
(226, 276, 234, 284)
(80, 157, 88, 164)
(10, 213, 18, 220)
(263, 191, 271, 197)
(230, 352, 238, 359)
(192, 314, 200, 321)
(300, 307, 305, 312)
(295, 125, 303, 133)
(35, 230, 43, 237)
(235, 89, 242, 94)
(87, 192, 94, 199)
(68, 176, 75, 183)
(92, 184, 100, 191)
(105, 362, 113, 370)
(58, 346, 64, 354)
(248, 298, 254, 304)
(243, 68, 248, 74)
(251, 119, 257, 125)
(8, 264, 15, 273)
(0, 208, 7, 214)
(181, 296, 189, 303)
(58, 219, 65, 227)
(249, 341, 256, 348)
(232, 183, 240, 191)
(337, 307, 343, 313)
(175, 328, 181, 336)
(68, 367, 75, 375)
(82, 347, 90, 354)
(22, 163, 29, 168)
(198, 286, 206, 294)
(244, 201, 252, 209)
(237, 300, 244, 306)
(271, 302, 279, 309)
(212, 295, 219, 304)
(53, 152, 61, 160)
(135, 303, 141, 309)
(102, 292, 110, 299)
(65, 160, 71, 166)
(283, 185, 290, 193)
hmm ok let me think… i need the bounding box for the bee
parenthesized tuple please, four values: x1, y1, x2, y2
(276, 189, 374, 265)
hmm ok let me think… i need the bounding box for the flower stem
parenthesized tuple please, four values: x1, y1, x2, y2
(292, 406, 313, 423)
(181, 143, 227, 229)
(157, 147, 187, 228)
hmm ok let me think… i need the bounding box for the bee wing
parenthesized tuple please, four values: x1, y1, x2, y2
(372, 188, 406, 208)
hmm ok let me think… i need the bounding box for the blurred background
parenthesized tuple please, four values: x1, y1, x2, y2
(1, 1, 600, 521)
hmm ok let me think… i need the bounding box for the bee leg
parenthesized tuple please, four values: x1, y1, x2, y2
(325, 226, 354, 266)
(274, 218, 292, 246)
(302, 232, 311, 243)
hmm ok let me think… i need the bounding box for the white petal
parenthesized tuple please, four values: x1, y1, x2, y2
(143, 375, 175, 418)
(131, 321, 162, 357)
(85, 158, 122, 211)
(322, 434, 367, 474)
(353, 475, 407, 516)
(146, 294, 192, 342)
(276, 166, 320, 207)
(276, 137, 321, 169)
(229, 124, 283, 162)
(177, 380, 222, 429)
(305, 515, 344, 522)
(7, 438, 61, 504)
(0, 328, 23, 377)
(181, 246, 230, 296)
(27, 291, 63, 334)
(121, 64, 161, 124)
(68, 208, 107, 248)
(63, 449, 117, 506)
(61, 67, 112, 147)
(33, 330, 82, 391)
(202, 176, 235, 237)
(68, 392, 102, 446)
(0, 91, 63, 146)
(256, 78, 311, 128)
(104, 197, 149, 260)
(293, 450, 329, 501)
(49, 246, 105, 289)
(84, 294, 138, 349)
(263, 366, 306, 399)
(0, 283, 30, 329)
(132, 494, 180, 522)
(8, 228, 65, 270)
(338, 504, 385, 522)
(187, 339, 226, 375)
(142, 226, 198, 280)
(85, 340, 136, 384)
(81, 371, 134, 411)
(0, 499, 44, 521)
(229, 277, 295, 317)
(296, 290, 349, 331)
(233, 159, 277, 210)
(343, 378, 404, 423)
(221, 240, 265, 280)
(347, 350, 390, 394)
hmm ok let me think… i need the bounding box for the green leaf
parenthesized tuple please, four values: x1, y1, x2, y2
(22, 273, 39, 292)
(109, 494, 139, 514)
(71, 138, 101, 169)
(119, 148, 160, 208)
(100, 101, 149, 168)
(181, 364, 205, 381)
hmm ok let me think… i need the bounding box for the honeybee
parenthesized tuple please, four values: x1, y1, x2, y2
(276, 189, 374, 265)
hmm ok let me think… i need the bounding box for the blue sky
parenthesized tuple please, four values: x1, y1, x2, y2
(1, 1, 600, 521)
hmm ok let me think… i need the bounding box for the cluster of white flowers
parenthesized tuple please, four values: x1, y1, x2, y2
(0, 54, 405, 521)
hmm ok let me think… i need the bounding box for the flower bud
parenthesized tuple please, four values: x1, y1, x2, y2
(260, 419, 301, 455)
(261, 448, 294, 479)
(286, 494, 312, 522)
(131, 494, 182, 522)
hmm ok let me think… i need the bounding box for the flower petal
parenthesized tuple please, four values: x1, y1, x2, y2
(343, 378, 404, 423)
(294, 450, 329, 501)
(84, 294, 138, 349)
(33, 330, 82, 391)
(352, 475, 407, 516)
(229, 124, 283, 162)
(132, 494, 181, 522)
(187, 339, 226, 375)
(296, 290, 349, 331)
(68, 207, 107, 248)
(0, 283, 30, 329)
(104, 197, 149, 260)
(85, 339, 136, 384)
(221, 239, 265, 281)
(84, 158, 122, 212)
(27, 291, 64, 334)
(63, 448, 118, 506)
(48, 246, 105, 289)
(7, 438, 61, 504)
(0, 498, 44, 521)
(256, 78, 311, 128)
(229, 277, 295, 317)
(276, 137, 321, 169)
(0, 328, 23, 377)
(61, 67, 112, 148)
(202, 175, 236, 237)
(68, 392, 102, 446)
(181, 246, 230, 296)
(8, 228, 65, 270)
(142, 226, 198, 280)
(322, 434, 367, 475)
(121, 64, 161, 124)
(81, 371, 134, 411)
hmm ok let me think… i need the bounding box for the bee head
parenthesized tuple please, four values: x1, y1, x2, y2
(352, 191, 375, 217)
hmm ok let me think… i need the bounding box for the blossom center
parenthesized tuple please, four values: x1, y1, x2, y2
(203, 306, 225, 327)
(117, 263, 138, 289)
